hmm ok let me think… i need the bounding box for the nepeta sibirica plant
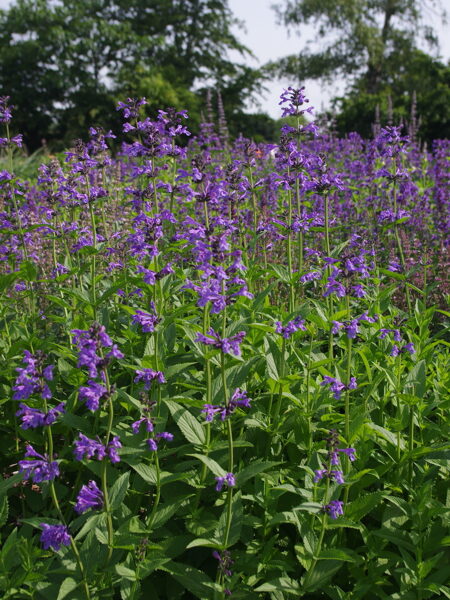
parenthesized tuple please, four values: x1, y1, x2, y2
(0, 88, 448, 600)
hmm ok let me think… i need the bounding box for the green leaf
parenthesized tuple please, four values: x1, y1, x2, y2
(161, 562, 221, 597)
(215, 492, 242, 546)
(317, 548, 358, 562)
(56, 577, 78, 600)
(255, 577, 302, 595)
(0, 473, 24, 497)
(345, 492, 384, 521)
(166, 400, 205, 446)
(0, 496, 8, 528)
(109, 472, 130, 511)
(235, 460, 280, 486)
(115, 564, 137, 581)
(303, 560, 342, 591)
(188, 454, 226, 478)
(404, 359, 426, 399)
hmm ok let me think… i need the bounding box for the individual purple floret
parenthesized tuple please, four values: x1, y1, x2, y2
(215, 472, 236, 491)
(275, 316, 306, 338)
(16, 402, 65, 429)
(324, 500, 344, 519)
(338, 448, 356, 461)
(131, 417, 154, 434)
(13, 350, 54, 401)
(18, 444, 60, 483)
(146, 432, 173, 451)
(134, 369, 165, 390)
(106, 436, 122, 463)
(74, 480, 104, 514)
(40, 523, 71, 551)
(132, 309, 160, 333)
(196, 328, 246, 357)
(78, 381, 108, 411)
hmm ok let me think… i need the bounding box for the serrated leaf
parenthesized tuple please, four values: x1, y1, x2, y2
(109, 472, 130, 511)
(56, 577, 78, 600)
(235, 460, 280, 486)
(166, 400, 205, 446)
(256, 577, 302, 595)
(345, 492, 384, 521)
(317, 548, 358, 562)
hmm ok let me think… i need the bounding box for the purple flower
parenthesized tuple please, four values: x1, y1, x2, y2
(314, 469, 344, 485)
(331, 321, 344, 334)
(107, 437, 122, 463)
(330, 470, 345, 484)
(321, 376, 346, 400)
(196, 328, 246, 357)
(40, 523, 71, 551)
(132, 309, 160, 333)
(339, 448, 356, 461)
(275, 316, 306, 338)
(18, 444, 59, 483)
(16, 402, 65, 429)
(345, 320, 359, 339)
(403, 342, 415, 354)
(201, 388, 251, 422)
(313, 469, 328, 483)
(213, 550, 234, 577)
(78, 381, 107, 411)
(321, 376, 357, 399)
(147, 438, 158, 451)
(73, 434, 106, 461)
(134, 369, 165, 390)
(74, 480, 104, 514)
(146, 432, 173, 451)
(131, 417, 154, 434)
(13, 351, 54, 401)
(324, 500, 344, 519)
(215, 472, 236, 491)
(72, 324, 118, 379)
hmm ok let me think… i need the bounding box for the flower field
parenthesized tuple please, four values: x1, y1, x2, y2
(0, 90, 449, 599)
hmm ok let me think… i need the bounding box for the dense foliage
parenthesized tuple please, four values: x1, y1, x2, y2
(0, 90, 449, 599)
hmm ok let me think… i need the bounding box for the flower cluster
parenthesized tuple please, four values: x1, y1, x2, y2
(321, 375, 357, 400)
(196, 328, 246, 357)
(74, 480, 104, 514)
(72, 323, 123, 380)
(202, 388, 251, 422)
(40, 523, 71, 551)
(18, 444, 60, 483)
(73, 433, 122, 463)
(13, 351, 54, 401)
(134, 369, 165, 390)
(275, 316, 306, 338)
(215, 472, 236, 492)
(16, 402, 65, 429)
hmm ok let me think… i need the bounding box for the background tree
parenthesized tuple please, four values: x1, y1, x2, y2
(0, 0, 268, 150)
(269, 0, 449, 141)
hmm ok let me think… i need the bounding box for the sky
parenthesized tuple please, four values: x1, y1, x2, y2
(228, 0, 450, 118)
(0, 0, 448, 119)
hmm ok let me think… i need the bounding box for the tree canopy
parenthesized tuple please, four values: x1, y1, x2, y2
(0, 0, 266, 149)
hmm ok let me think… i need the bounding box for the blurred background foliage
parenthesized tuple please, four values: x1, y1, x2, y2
(0, 0, 448, 151)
